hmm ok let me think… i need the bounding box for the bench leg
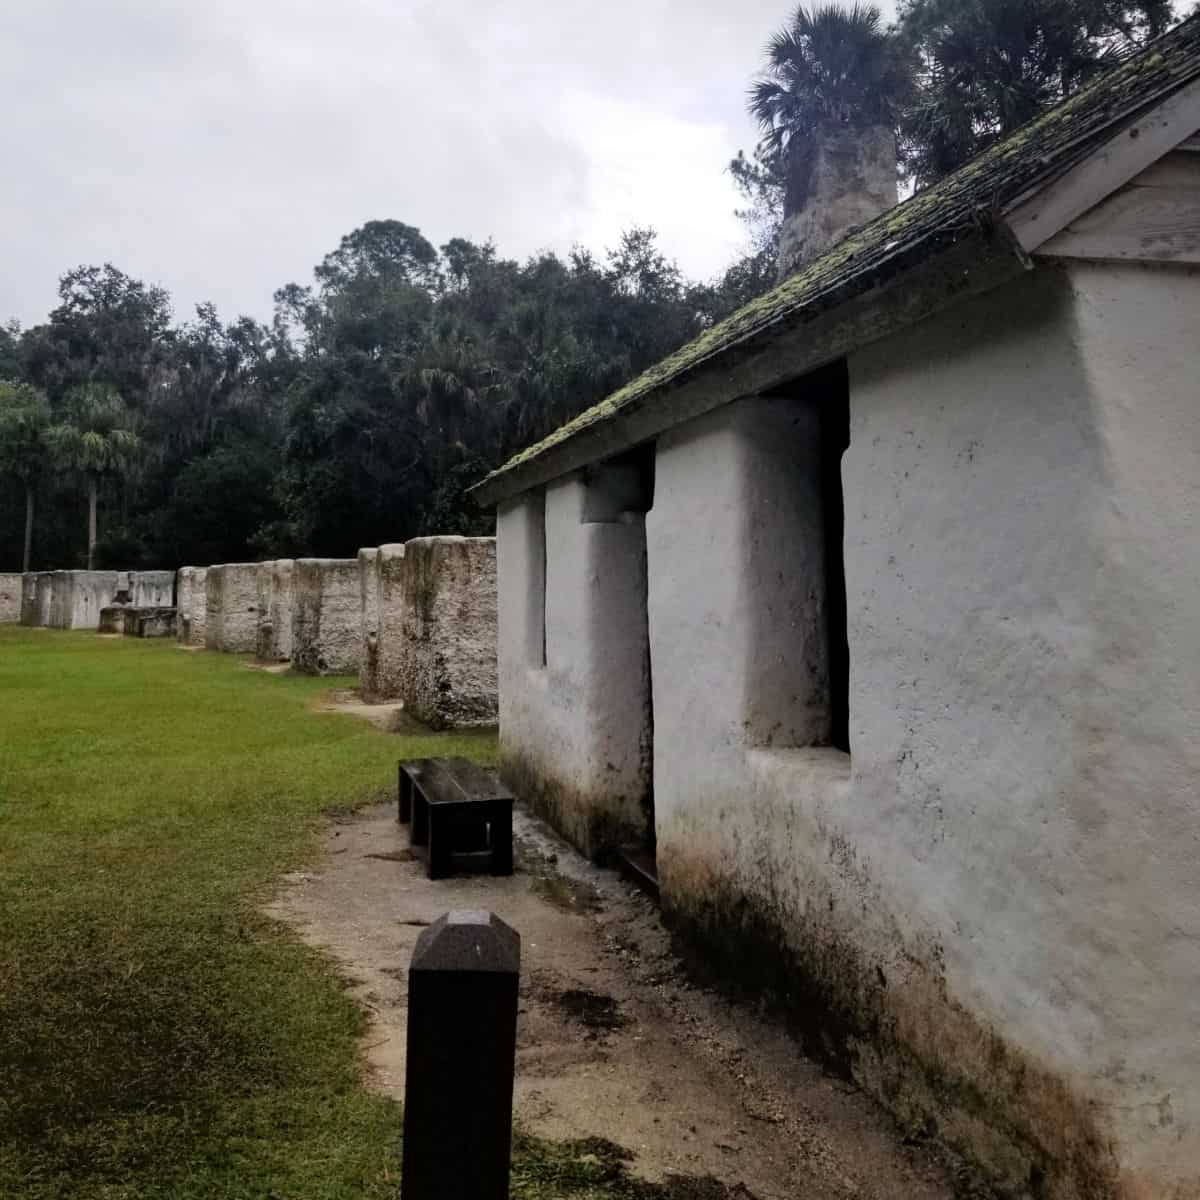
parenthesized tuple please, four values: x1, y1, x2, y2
(411, 791, 429, 847)
(398, 767, 411, 824)
(428, 810, 452, 881)
(489, 805, 513, 876)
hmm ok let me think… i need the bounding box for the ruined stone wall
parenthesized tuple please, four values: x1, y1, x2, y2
(122, 607, 176, 638)
(498, 477, 649, 858)
(19, 573, 38, 625)
(48, 572, 69, 628)
(11, 570, 175, 631)
(130, 571, 174, 608)
(291, 559, 360, 675)
(33, 573, 52, 626)
(48, 571, 119, 630)
(357, 548, 381, 697)
(204, 564, 259, 653)
(399, 537, 498, 730)
(255, 559, 295, 662)
(374, 543, 407, 699)
(175, 567, 208, 646)
(0, 573, 21, 622)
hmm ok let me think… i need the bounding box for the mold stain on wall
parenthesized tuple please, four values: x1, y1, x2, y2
(656, 840, 1127, 1200)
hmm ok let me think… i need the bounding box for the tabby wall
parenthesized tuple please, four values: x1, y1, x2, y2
(357, 548, 381, 697)
(176, 567, 208, 647)
(0, 574, 21, 622)
(204, 564, 259, 653)
(399, 537, 497, 729)
(255, 559, 295, 662)
(374, 543, 407, 699)
(292, 559, 360, 675)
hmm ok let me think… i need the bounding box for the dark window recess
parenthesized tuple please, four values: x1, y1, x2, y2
(820, 372, 850, 753)
(581, 443, 655, 522)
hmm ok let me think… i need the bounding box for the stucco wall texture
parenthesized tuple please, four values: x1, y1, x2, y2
(498, 481, 650, 857)
(292, 559, 361, 675)
(204, 564, 259, 653)
(497, 263, 1200, 1195)
(399, 537, 498, 730)
(0, 573, 21, 622)
(831, 264, 1200, 1197)
(176, 567, 208, 646)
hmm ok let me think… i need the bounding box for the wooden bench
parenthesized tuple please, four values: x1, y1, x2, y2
(397, 757, 514, 880)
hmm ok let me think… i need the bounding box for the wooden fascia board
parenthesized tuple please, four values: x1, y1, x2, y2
(1006, 73, 1200, 253)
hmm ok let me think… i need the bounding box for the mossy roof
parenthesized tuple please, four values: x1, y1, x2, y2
(471, 15, 1200, 503)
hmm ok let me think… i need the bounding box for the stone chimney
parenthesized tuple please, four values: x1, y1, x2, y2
(776, 125, 897, 282)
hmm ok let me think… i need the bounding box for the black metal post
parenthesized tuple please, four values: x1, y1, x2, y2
(401, 910, 520, 1200)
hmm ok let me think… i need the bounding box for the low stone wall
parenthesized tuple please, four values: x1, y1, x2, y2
(98, 605, 125, 634)
(164, 539, 499, 731)
(374, 543, 407, 699)
(292, 559, 361, 675)
(176, 567, 208, 646)
(255, 559, 295, 662)
(125, 607, 177, 638)
(98, 605, 178, 638)
(399, 537, 498, 729)
(0, 573, 21, 623)
(357, 548, 381, 697)
(204, 564, 259, 653)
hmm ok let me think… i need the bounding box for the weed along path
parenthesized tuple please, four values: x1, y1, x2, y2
(269, 795, 959, 1199)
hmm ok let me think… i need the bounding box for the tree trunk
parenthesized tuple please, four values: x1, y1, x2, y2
(23, 483, 34, 573)
(87, 476, 98, 570)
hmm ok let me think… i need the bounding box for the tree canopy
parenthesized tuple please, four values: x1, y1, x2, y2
(0, 231, 762, 571)
(733, 0, 1182, 240)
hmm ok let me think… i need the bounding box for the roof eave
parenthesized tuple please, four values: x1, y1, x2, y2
(469, 227, 1028, 508)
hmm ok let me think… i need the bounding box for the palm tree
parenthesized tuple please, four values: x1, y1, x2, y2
(47, 384, 140, 570)
(0, 381, 52, 572)
(749, 3, 912, 277)
(897, 0, 1176, 186)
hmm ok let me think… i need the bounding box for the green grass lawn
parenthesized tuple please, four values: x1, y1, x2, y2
(0, 629, 702, 1200)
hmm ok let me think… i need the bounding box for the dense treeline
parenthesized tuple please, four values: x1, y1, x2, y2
(0, 227, 772, 570)
(2, 0, 1184, 571)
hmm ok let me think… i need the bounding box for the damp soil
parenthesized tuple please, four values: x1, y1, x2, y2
(264, 801, 960, 1200)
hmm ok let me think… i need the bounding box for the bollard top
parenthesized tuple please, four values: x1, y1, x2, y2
(410, 910, 520, 975)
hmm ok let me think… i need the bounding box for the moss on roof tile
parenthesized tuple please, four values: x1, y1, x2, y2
(472, 15, 1200, 497)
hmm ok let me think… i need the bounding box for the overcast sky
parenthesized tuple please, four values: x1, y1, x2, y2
(0, 0, 891, 331)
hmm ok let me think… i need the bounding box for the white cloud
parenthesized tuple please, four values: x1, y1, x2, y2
(0, 0, 896, 328)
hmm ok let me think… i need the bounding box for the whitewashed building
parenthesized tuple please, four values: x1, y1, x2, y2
(471, 24, 1200, 1199)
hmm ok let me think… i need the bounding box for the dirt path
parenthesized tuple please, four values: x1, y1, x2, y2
(264, 801, 958, 1199)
